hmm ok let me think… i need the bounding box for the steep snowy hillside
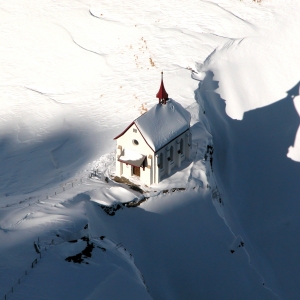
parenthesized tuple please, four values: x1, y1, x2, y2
(199, 1, 300, 299)
(1, 0, 299, 299)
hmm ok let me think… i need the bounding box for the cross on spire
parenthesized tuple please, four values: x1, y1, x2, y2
(156, 71, 169, 104)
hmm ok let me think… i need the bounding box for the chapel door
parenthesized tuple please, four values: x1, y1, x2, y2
(133, 166, 140, 177)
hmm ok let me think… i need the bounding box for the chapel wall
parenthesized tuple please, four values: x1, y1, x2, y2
(116, 123, 154, 184)
(154, 129, 191, 183)
(116, 125, 192, 185)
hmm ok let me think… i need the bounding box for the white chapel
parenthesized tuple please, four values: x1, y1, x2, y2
(114, 72, 192, 186)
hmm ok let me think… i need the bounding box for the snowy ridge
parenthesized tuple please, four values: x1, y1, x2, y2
(200, 53, 300, 299)
(1, 0, 300, 299)
(192, 78, 281, 299)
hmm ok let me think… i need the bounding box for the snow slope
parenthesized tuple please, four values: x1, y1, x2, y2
(86, 190, 277, 300)
(198, 1, 300, 299)
(1, 0, 299, 299)
(199, 75, 300, 299)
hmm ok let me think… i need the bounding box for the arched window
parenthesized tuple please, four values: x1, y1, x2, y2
(159, 153, 163, 169)
(180, 138, 183, 154)
(170, 146, 174, 161)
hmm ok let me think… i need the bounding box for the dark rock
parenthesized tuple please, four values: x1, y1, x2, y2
(68, 240, 78, 243)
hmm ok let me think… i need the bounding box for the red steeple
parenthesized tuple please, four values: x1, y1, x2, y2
(156, 71, 168, 104)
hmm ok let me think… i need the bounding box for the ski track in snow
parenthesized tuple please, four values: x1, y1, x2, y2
(22, 86, 65, 105)
(203, 0, 256, 29)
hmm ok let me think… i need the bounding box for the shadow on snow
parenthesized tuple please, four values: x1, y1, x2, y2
(198, 71, 300, 299)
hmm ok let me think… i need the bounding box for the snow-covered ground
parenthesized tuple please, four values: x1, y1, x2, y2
(1, 0, 300, 299)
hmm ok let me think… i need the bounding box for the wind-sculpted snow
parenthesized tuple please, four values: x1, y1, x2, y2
(200, 72, 300, 299)
(203, 6, 300, 121)
(0, 0, 296, 299)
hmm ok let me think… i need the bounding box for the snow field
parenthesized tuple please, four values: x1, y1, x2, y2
(1, 0, 299, 299)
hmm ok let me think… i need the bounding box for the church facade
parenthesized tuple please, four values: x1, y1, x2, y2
(114, 73, 192, 186)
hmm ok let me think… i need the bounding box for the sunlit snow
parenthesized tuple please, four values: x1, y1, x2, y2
(1, 0, 300, 299)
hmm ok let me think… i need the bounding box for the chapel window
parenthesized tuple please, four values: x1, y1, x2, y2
(180, 138, 183, 154)
(159, 153, 164, 169)
(170, 146, 174, 161)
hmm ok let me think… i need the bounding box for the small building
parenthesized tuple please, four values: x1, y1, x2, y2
(114, 72, 192, 185)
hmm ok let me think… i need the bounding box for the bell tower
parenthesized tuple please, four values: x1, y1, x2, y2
(156, 71, 169, 104)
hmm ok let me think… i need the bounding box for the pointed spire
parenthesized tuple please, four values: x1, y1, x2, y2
(156, 71, 168, 104)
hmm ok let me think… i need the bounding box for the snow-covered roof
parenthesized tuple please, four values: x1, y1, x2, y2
(118, 148, 146, 167)
(134, 99, 191, 151)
